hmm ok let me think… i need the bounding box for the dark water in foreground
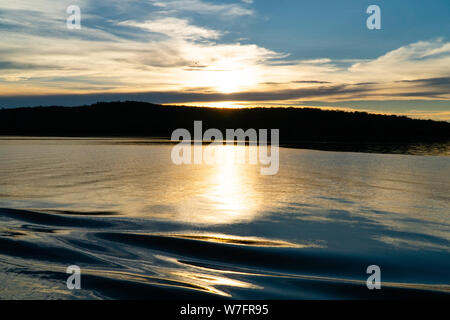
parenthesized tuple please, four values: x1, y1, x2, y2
(0, 138, 449, 299)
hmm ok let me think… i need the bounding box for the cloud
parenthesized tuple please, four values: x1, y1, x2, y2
(349, 39, 450, 82)
(291, 80, 332, 84)
(396, 77, 450, 86)
(149, 0, 253, 17)
(119, 17, 222, 40)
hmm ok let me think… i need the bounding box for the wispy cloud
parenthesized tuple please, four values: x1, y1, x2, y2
(349, 39, 450, 82)
(119, 17, 222, 40)
(149, 0, 254, 17)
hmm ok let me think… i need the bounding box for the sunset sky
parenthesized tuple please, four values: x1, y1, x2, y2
(0, 0, 449, 120)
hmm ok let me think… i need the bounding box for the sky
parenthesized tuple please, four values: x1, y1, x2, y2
(0, 0, 449, 120)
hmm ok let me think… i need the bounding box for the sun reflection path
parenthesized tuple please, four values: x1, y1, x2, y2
(205, 146, 259, 223)
(178, 145, 261, 225)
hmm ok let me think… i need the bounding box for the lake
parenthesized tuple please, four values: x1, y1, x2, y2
(0, 138, 449, 299)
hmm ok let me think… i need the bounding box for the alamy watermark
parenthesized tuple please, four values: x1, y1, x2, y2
(66, 5, 81, 29)
(366, 5, 381, 30)
(171, 121, 279, 175)
(366, 265, 381, 289)
(66, 265, 81, 290)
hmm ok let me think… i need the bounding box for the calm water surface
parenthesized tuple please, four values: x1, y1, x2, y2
(0, 138, 449, 299)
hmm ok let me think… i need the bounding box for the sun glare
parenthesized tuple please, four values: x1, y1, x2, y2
(214, 71, 241, 93)
(214, 69, 258, 93)
(187, 59, 258, 94)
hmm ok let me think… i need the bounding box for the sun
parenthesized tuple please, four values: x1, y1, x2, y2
(211, 70, 246, 93)
(216, 75, 240, 93)
(187, 60, 258, 94)
(213, 69, 257, 93)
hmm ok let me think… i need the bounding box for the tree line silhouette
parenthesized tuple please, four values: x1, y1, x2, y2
(0, 101, 449, 149)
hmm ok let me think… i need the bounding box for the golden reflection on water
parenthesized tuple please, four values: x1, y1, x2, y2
(177, 145, 261, 225)
(207, 147, 251, 218)
(154, 255, 261, 297)
(168, 233, 301, 247)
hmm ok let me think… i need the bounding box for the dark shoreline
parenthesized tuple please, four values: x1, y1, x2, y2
(1, 101, 449, 156)
(1, 135, 448, 156)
